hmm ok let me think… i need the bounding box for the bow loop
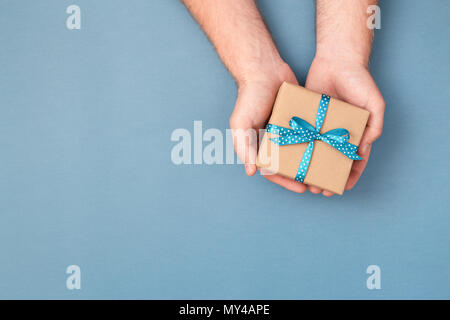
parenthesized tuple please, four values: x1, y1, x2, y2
(289, 117, 316, 134)
(322, 128, 350, 144)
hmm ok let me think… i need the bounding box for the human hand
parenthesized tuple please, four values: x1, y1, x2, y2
(305, 56, 385, 196)
(230, 63, 309, 194)
(182, 0, 312, 193)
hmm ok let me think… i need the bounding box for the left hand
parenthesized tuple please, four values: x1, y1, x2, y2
(230, 63, 309, 194)
(305, 56, 385, 196)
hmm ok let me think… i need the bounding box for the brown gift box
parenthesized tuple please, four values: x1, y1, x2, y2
(256, 82, 369, 195)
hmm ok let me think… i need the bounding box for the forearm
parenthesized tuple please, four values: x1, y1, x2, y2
(315, 0, 377, 66)
(182, 0, 285, 84)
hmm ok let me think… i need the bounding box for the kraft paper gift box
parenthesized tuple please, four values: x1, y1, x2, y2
(256, 82, 370, 195)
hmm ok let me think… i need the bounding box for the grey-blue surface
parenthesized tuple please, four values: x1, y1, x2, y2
(0, 0, 449, 299)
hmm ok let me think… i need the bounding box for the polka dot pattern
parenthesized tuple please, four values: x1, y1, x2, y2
(295, 142, 314, 182)
(315, 94, 330, 130)
(266, 94, 363, 182)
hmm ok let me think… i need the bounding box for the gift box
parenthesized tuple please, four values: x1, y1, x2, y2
(256, 82, 369, 195)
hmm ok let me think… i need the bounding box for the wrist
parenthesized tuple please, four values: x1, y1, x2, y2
(314, 0, 374, 68)
(309, 55, 370, 88)
(315, 40, 371, 69)
(235, 59, 294, 89)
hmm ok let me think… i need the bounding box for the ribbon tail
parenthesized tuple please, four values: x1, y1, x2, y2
(321, 138, 363, 160)
(295, 141, 314, 183)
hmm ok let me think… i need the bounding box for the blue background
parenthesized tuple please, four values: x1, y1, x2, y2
(0, 0, 449, 299)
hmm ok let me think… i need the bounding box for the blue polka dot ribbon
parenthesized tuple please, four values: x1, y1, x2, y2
(266, 94, 362, 183)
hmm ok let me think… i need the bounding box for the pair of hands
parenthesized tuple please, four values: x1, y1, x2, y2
(181, 0, 384, 195)
(230, 56, 385, 196)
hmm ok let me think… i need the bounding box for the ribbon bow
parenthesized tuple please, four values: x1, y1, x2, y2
(266, 94, 362, 183)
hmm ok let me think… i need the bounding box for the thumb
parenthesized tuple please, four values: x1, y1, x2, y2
(229, 115, 258, 176)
